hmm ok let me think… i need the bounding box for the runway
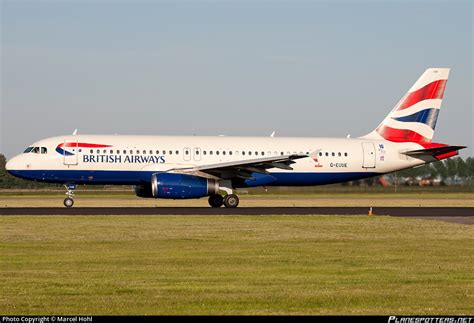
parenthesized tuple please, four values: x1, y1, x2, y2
(0, 206, 472, 216)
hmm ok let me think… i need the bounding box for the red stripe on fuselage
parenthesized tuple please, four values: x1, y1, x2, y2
(397, 79, 447, 111)
(57, 143, 112, 148)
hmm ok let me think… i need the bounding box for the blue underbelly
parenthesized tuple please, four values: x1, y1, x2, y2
(7, 169, 381, 186)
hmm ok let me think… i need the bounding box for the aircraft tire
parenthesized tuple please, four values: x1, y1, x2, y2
(224, 194, 239, 208)
(64, 197, 74, 208)
(208, 194, 224, 208)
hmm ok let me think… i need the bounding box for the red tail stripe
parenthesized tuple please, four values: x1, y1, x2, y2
(376, 125, 431, 144)
(397, 79, 447, 111)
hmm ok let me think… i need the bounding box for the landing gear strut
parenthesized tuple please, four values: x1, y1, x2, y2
(64, 184, 76, 208)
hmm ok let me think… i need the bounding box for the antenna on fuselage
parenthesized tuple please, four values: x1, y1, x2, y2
(270, 131, 276, 138)
(346, 134, 351, 138)
(72, 129, 78, 136)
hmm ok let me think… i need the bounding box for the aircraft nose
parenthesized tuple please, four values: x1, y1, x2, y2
(5, 156, 19, 173)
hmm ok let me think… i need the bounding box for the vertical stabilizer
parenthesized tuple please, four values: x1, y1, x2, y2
(362, 68, 450, 143)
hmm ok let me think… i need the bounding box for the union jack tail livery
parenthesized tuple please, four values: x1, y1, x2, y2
(365, 68, 449, 144)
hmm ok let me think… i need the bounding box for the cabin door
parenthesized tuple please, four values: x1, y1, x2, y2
(362, 142, 376, 168)
(63, 140, 78, 166)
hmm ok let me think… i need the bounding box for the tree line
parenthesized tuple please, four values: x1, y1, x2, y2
(392, 156, 474, 185)
(0, 153, 473, 189)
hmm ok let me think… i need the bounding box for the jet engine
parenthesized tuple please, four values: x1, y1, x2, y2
(135, 173, 219, 199)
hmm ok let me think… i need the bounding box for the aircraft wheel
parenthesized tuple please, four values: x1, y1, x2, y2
(64, 197, 74, 208)
(224, 194, 239, 208)
(208, 194, 224, 208)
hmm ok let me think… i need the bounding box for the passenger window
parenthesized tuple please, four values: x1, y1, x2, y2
(222, 151, 225, 155)
(185, 150, 189, 155)
(156, 150, 159, 154)
(332, 152, 335, 157)
(261, 152, 264, 156)
(210, 151, 213, 155)
(41, 147, 47, 154)
(319, 152, 322, 156)
(116, 150, 120, 154)
(163, 150, 166, 155)
(78, 149, 82, 153)
(325, 152, 329, 156)
(196, 150, 199, 155)
(90, 149, 93, 154)
(216, 151, 220, 155)
(110, 150, 114, 154)
(242, 151, 245, 155)
(175, 150, 179, 155)
(255, 151, 258, 155)
(203, 151, 207, 155)
(338, 152, 341, 157)
(281, 152, 284, 156)
(136, 150, 140, 154)
(150, 150, 153, 154)
(249, 152, 252, 155)
(169, 150, 173, 155)
(123, 150, 127, 154)
(143, 150, 146, 154)
(130, 150, 134, 154)
(103, 149, 107, 154)
(229, 151, 233, 155)
(344, 152, 348, 157)
(97, 149, 100, 154)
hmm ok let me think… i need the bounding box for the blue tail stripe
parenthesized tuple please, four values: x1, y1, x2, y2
(392, 108, 440, 130)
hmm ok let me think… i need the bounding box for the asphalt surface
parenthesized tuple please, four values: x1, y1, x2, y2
(0, 206, 472, 216)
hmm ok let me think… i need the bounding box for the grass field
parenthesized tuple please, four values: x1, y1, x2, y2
(0, 191, 473, 207)
(0, 214, 473, 315)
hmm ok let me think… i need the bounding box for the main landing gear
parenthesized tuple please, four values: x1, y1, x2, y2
(208, 193, 240, 208)
(63, 184, 76, 208)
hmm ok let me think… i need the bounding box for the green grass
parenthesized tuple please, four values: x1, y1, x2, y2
(0, 215, 473, 315)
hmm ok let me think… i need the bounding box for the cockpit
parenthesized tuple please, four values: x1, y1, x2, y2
(24, 146, 48, 154)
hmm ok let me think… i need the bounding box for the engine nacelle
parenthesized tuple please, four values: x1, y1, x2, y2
(145, 173, 219, 199)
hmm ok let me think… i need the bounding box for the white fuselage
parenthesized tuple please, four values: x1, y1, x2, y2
(6, 134, 426, 187)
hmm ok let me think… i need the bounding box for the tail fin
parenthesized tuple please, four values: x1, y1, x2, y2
(362, 68, 450, 144)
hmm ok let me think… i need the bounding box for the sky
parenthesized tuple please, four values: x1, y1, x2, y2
(1, 0, 472, 159)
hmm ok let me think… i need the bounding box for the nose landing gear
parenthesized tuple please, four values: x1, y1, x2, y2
(64, 184, 76, 208)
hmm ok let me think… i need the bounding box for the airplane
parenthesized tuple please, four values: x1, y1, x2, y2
(5, 68, 466, 208)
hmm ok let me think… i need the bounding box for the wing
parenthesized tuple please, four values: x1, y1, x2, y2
(167, 154, 309, 180)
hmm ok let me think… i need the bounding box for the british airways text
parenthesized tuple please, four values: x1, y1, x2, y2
(82, 155, 165, 164)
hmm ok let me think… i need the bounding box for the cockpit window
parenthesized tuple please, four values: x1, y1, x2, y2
(32, 147, 40, 154)
(41, 147, 47, 154)
(24, 147, 33, 153)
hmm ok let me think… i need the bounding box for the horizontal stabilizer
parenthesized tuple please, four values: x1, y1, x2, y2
(403, 145, 466, 158)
